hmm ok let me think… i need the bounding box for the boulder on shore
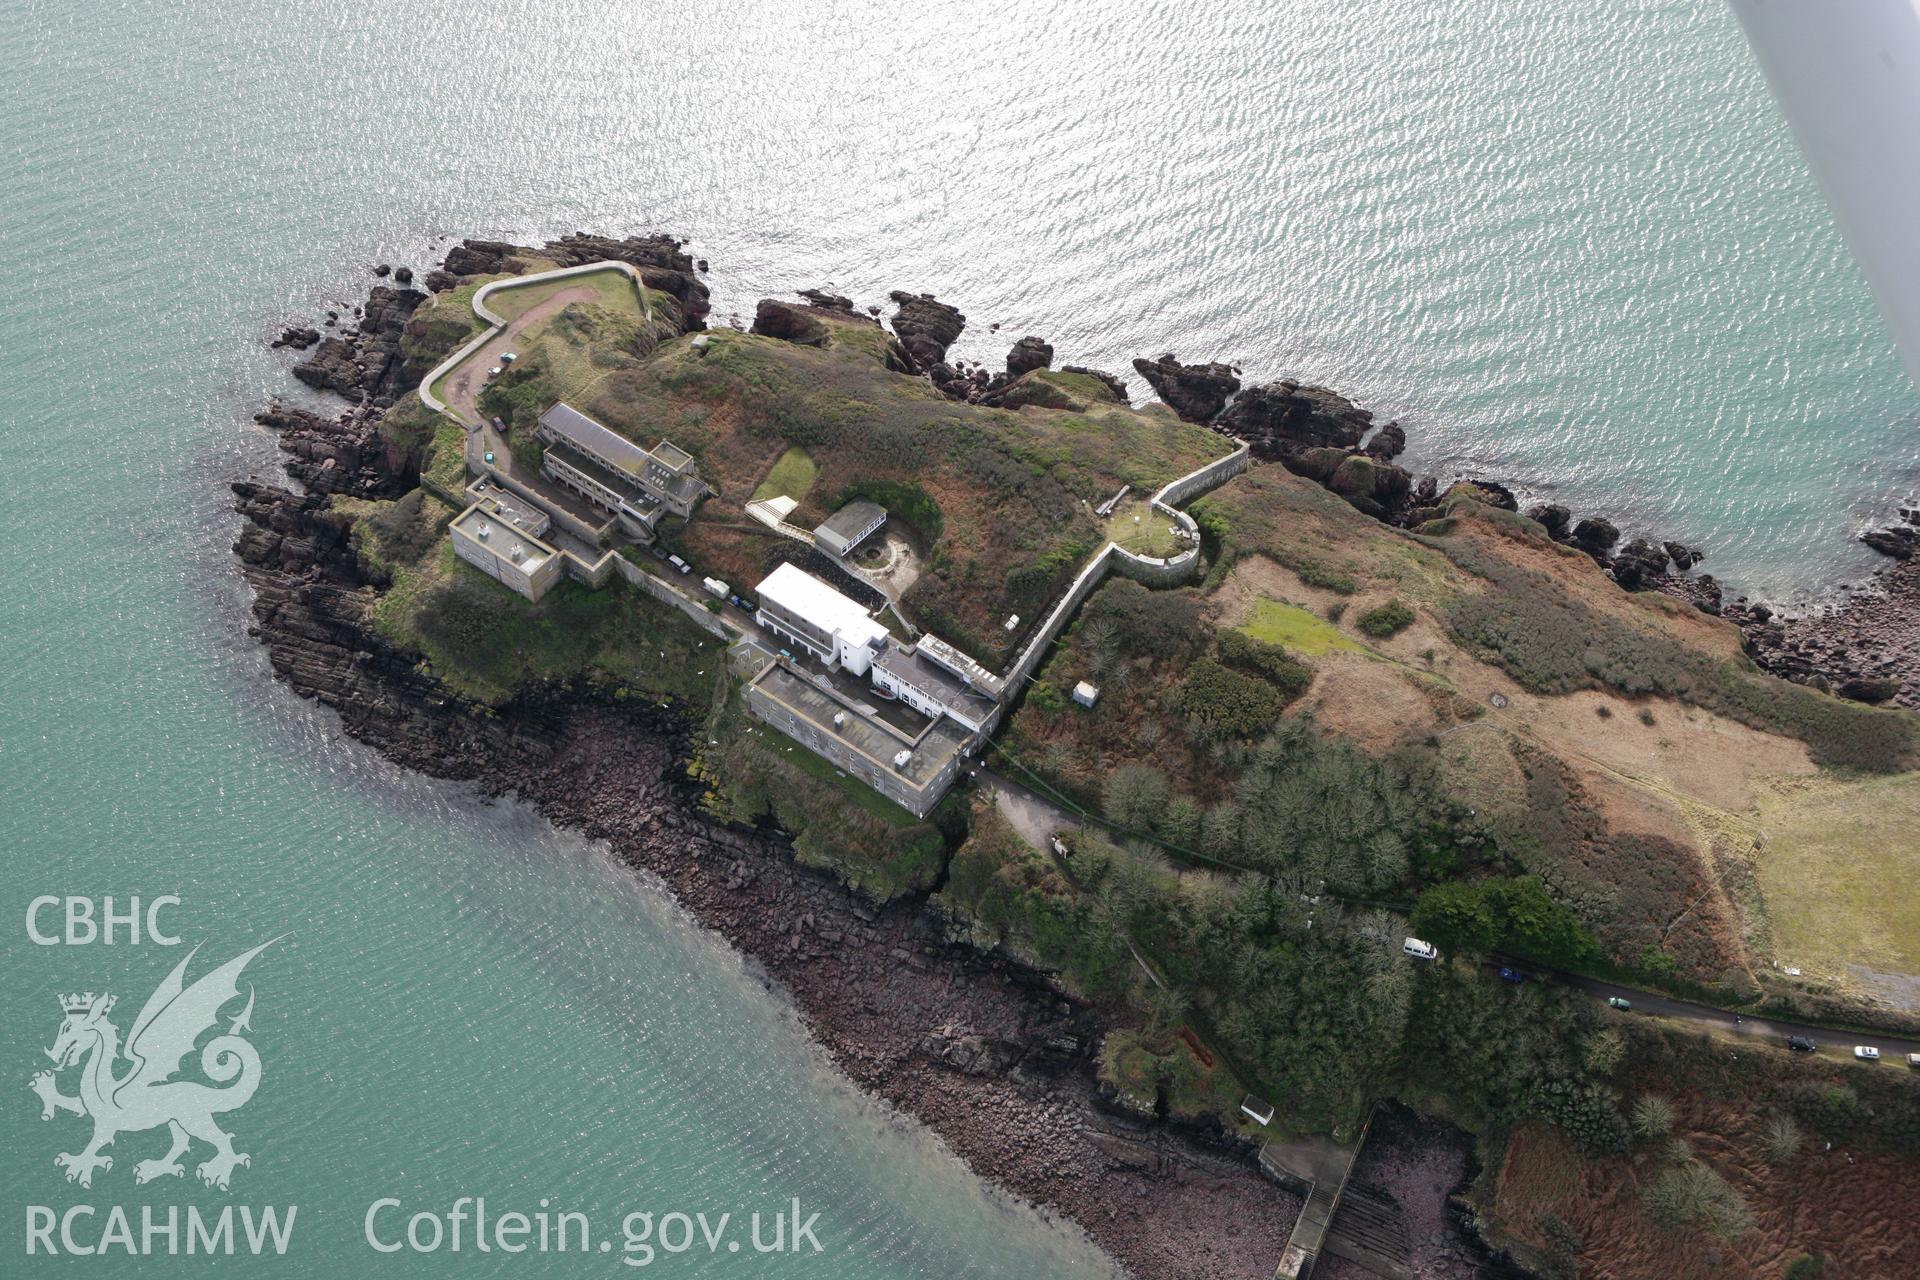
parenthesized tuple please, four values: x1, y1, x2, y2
(1006, 335, 1054, 377)
(1131, 354, 1240, 423)
(1571, 517, 1620, 555)
(1216, 380, 1373, 456)
(1526, 503, 1571, 537)
(888, 291, 965, 373)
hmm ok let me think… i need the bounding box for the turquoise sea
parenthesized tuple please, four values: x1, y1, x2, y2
(2, 1, 1914, 1275)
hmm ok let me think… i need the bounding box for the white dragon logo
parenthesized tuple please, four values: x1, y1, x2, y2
(29, 940, 277, 1191)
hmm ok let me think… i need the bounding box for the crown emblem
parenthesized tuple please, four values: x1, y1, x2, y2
(59, 992, 110, 1015)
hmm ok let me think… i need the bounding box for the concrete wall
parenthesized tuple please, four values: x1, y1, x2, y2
(1002, 443, 1251, 691)
(613, 555, 732, 641)
(1152, 442, 1250, 509)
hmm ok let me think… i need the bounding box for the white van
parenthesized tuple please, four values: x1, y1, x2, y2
(1403, 937, 1440, 961)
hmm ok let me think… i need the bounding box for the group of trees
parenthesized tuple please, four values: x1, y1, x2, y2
(1409, 875, 1600, 968)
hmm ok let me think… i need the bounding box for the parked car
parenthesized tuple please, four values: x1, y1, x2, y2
(1854, 1045, 1881, 1061)
(1402, 937, 1439, 961)
(1907, 1053, 1920, 1068)
(1787, 1036, 1817, 1053)
(1606, 996, 1632, 1011)
(1497, 966, 1526, 984)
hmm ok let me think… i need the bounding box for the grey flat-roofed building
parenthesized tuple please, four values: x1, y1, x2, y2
(744, 660, 971, 818)
(534, 403, 706, 529)
(449, 499, 564, 602)
(812, 499, 888, 557)
(467, 480, 551, 540)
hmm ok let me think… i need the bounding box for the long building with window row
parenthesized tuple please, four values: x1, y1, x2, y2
(533, 402, 706, 540)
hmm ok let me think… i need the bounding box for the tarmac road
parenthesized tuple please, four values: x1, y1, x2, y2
(1488, 956, 1920, 1062)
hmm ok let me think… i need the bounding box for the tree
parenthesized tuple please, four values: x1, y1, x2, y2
(1764, 1113, 1802, 1165)
(1408, 876, 1598, 967)
(1643, 1162, 1753, 1239)
(1356, 599, 1416, 638)
(1103, 764, 1170, 831)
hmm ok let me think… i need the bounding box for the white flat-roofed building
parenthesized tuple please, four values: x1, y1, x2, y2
(753, 563, 890, 676)
(911, 632, 1006, 701)
(871, 639, 1000, 736)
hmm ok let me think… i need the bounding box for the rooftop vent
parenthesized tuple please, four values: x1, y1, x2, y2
(832, 712, 847, 730)
(892, 749, 913, 771)
(476, 522, 491, 540)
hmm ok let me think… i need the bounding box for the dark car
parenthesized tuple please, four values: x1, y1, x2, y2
(1497, 966, 1526, 984)
(1787, 1036, 1817, 1053)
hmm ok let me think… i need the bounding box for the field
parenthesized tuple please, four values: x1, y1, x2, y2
(751, 445, 818, 503)
(1751, 771, 1920, 989)
(1238, 598, 1370, 656)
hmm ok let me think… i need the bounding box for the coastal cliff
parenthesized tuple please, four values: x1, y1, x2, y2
(235, 235, 1920, 1280)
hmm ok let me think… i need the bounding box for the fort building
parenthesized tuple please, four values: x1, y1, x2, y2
(811, 498, 888, 558)
(752, 562, 891, 676)
(533, 402, 706, 541)
(449, 496, 565, 602)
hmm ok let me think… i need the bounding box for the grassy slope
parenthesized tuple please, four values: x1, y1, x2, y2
(590, 323, 1232, 658)
(751, 445, 817, 502)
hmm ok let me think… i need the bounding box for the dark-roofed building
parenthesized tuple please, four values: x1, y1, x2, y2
(812, 499, 888, 557)
(534, 402, 706, 539)
(744, 659, 974, 818)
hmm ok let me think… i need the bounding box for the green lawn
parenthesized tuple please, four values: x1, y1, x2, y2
(1240, 599, 1369, 657)
(1105, 498, 1188, 557)
(751, 446, 818, 503)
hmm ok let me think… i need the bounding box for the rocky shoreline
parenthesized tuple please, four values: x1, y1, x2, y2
(232, 469, 1300, 1279)
(238, 232, 1918, 1279)
(234, 240, 1319, 1279)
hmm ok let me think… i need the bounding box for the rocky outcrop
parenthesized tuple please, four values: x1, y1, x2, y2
(1217, 379, 1376, 456)
(749, 298, 834, 347)
(979, 370, 1092, 412)
(1131, 354, 1239, 423)
(1861, 509, 1920, 560)
(253, 403, 419, 497)
(1610, 538, 1670, 590)
(272, 325, 320, 351)
(290, 284, 425, 405)
(1006, 335, 1053, 377)
(1570, 516, 1620, 555)
(1366, 421, 1407, 460)
(887, 291, 965, 373)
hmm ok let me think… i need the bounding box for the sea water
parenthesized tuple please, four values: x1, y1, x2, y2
(2, 2, 1912, 1275)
